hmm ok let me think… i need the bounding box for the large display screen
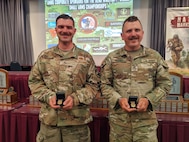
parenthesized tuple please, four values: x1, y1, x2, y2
(45, 0, 133, 61)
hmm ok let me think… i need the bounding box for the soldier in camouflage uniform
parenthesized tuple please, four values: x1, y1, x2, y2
(100, 16, 172, 142)
(167, 34, 184, 66)
(28, 14, 100, 142)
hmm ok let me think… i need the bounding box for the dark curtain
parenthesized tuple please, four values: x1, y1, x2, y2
(0, 0, 33, 65)
(150, 0, 189, 58)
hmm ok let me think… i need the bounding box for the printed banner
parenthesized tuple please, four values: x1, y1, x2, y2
(45, 0, 133, 56)
(165, 7, 189, 74)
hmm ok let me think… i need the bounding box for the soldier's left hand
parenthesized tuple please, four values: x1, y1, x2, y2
(136, 98, 149, 112)
(62, 95, 74, 110)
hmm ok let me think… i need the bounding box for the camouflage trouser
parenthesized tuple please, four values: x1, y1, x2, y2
(36, 123, 91, 142)
(109, 120, 158, 142)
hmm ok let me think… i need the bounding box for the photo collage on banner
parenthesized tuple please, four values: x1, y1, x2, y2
(45, 0, 133, 58)
(166, 7, 189, 75)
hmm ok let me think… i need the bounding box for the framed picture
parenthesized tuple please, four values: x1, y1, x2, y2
(0, 68, 9, 90)
(169, 71, 183, 96)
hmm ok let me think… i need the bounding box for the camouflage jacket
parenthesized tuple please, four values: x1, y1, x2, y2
(100, 46, 172, 113)
(167, 38, 184, 51)
(28, 46, 100, 126)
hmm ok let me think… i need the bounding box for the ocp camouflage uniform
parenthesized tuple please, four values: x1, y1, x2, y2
(167, 38, 184, 66)
(28, 45, 100, 142)
(100, 46, 172, 142)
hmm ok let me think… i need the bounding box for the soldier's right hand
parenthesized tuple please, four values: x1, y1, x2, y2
(49, 95, 60, 109)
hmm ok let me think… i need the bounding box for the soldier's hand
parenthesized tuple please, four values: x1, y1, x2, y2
(49, 95, 60, 109)
(63, 95, 74, 110)
(119, 98, 137, 112)
(175, 47, 182, 51)
(136, 98, 149, 112)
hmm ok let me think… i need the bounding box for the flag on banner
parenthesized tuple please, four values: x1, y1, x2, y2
(165, 7, 189, 73)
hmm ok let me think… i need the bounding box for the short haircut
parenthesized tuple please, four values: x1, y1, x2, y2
(56, 14, 75, 27)
(122, 16, 142, 31)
